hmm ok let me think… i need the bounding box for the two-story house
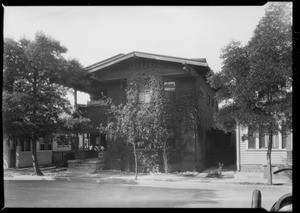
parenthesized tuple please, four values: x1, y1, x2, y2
(73, 52, 235, 172)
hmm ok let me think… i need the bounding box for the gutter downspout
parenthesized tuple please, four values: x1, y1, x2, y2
(236, 123, 241, 172)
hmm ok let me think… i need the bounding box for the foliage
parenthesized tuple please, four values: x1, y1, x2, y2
(3, 32, 89, 175)
(98, 66, 200, 177)
(207, 2, 292, 185)
(208, 2, 292, 134)
(136, 150, 159, 173)
(206, 162, 224, 178)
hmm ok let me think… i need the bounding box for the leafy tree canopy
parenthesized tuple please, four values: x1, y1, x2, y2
(3, 32, 90, 138)
(207, 2, 292, 134)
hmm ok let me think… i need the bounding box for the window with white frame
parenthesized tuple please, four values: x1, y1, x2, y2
(248, 126, 256, 149)
(164, 81, 176, 101)
(40, 138, 46, 150)
(248, 125, 291, 150)
(281, 125, 291, 149)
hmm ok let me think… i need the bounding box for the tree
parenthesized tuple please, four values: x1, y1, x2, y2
(3, 32, 89, 175)
(207, 2, 292, 185)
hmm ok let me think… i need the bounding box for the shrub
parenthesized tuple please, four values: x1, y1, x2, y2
(206, 162, 224, 178)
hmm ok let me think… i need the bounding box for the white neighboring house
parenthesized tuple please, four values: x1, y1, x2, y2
(236, 124, 292, 173)
(3, 90, 87, 169)
(3, 134, 72, 169)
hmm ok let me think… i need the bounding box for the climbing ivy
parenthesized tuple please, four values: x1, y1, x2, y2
(99, 66, 201, 177)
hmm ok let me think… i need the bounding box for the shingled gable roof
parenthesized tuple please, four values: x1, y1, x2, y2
(85, 51, 208, 73)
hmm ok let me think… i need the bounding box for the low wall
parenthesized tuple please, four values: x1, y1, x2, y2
(240, 164, 292, 180)
(16, 147, 52, 168)
(53, 151, 72, 163)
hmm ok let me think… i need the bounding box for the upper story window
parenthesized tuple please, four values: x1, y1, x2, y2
(207, 94, 211, 106)
(138, 83, 151, 103)
(198, 86, 204, 98)
(164, 81, 176, 101)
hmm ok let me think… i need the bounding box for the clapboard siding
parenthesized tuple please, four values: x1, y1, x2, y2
(238, 126, 289, 166)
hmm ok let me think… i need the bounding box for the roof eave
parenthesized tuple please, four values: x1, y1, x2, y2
(86, 52, 208, 74)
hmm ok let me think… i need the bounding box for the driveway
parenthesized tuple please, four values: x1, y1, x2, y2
(3, 179, 291, 209)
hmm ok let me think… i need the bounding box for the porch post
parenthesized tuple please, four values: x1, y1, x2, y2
(74, 89, 78, 108)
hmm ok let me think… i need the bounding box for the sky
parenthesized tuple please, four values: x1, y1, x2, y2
(4, 5, 268, 104)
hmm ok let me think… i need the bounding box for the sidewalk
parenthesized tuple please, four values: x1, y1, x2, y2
(4, 166, 292, 187)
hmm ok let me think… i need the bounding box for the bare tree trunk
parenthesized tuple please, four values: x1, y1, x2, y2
(267, 130, 273, 185)
(31, 134, 44, 176)
(132, 142, 138, 180)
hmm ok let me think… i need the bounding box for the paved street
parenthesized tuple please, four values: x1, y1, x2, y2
(4, 179, 291, 209)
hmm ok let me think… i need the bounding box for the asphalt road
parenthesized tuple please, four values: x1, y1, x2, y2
(3, 180, 292, 208)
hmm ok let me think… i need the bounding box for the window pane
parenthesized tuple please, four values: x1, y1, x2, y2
(21, 138, 25, 151)
(207, 94, 211, 105)
(26, 139, 31, 151)
(282, 125, 287, 149)
(139, 91, 151, 103)
(164, 82, 175, 91)
(273, 134, 279, 148)
(199, 86, 204, 97)
(286, 134, 291, 149)
(259, 131, 268, 148)
(248, 127, 256, 149)
(248, 136, 256, 148)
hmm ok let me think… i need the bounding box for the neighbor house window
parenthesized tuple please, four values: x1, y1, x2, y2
(25, 138, 31, 151)
(259, 130, 279, 149)
(273, 134, 279, 149)
(57, 135, 69, 146)
(281, 125, 291, 149)
(138, 83, 151, 103)
(40, 138, 46, 150)
(164, 81, 176, 101)
(21, 137, 31, 152)
(259, 130, 268, 148)
(248, 127, 256, 149)
(45, 136, 52, 150)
